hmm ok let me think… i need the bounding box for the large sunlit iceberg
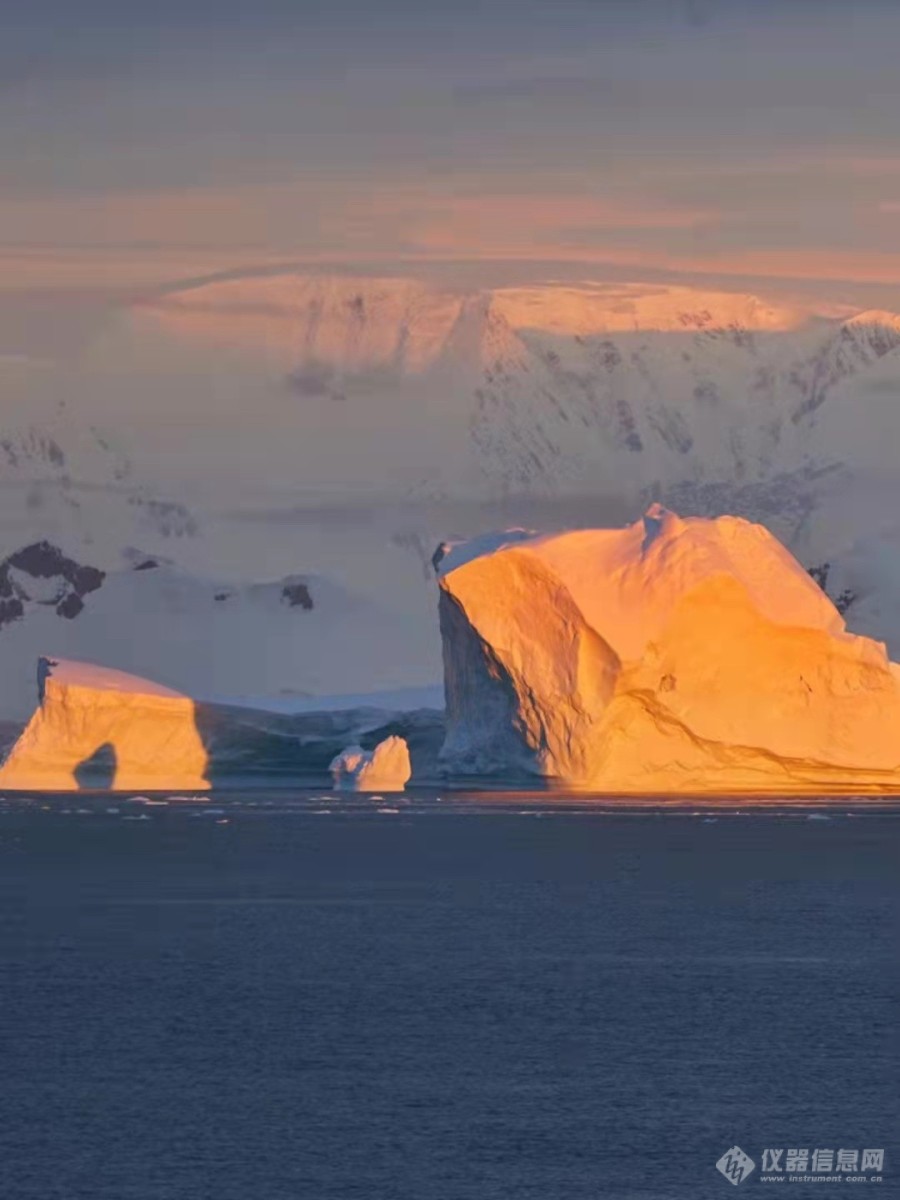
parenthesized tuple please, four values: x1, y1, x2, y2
(436, 505, 900, 792)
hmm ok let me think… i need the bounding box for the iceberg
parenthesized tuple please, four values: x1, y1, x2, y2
(0, 660, 441, 791)
(0, 657, 209, 791)
(329, 736, 412, 793)
(437, 506, 900, 792)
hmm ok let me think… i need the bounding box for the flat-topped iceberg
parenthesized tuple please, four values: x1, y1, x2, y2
(329, 736, 412, 792)
(0, 657, 209, 791)
(437, 506, 900, 792)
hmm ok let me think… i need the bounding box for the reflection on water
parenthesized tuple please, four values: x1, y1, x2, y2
(3, 786, 900, 818)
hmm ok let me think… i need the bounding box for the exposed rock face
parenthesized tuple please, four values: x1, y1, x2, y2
(437, 507, 900, 792)
(280, 580, 314, 610)
(0, 657, 208, 791)
(0, 542, 105, 630)
(330, 735, 412, 792)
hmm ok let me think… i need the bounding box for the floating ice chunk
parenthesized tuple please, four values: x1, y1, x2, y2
(329, 735, 411, 793)
(0, 658, 208, 791)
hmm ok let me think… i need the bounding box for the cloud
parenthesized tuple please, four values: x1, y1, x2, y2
(385, 190, 718, 256)
(0, 176, 716, 271)
(4, 163, 900, 300)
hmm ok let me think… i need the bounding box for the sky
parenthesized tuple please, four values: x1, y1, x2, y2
(4, 0, 900, 305)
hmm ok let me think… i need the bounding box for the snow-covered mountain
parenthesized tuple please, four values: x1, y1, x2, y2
(2, 272, 900, 718)
(98, 273, 900, 545)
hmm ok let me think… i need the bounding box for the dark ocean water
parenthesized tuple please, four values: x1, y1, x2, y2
(0, 794, 897, 1200)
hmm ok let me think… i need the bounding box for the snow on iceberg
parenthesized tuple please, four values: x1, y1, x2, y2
(437, 505, 900, 792)
(329, 736, 411, 792)
(0, 657, 209, 791)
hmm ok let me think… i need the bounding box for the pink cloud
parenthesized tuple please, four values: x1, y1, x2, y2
(3, 168, 900, 294)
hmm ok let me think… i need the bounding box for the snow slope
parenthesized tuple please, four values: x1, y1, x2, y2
(0, 549, 439, 721)
(0, 351, 200, 566)
(437, 506, 900, 792)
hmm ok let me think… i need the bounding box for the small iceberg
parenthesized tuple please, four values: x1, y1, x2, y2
(329, 736, 411, 793)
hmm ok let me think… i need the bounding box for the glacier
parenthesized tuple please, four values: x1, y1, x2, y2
(437, 506, 900, 793)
